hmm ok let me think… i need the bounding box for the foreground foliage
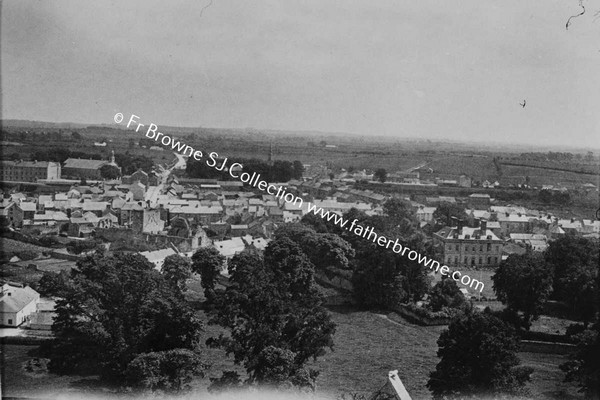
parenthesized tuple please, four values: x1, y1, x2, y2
(428, 310, 532, 399)
(47, 252, 204, 391)
(207, 239, 335, 390)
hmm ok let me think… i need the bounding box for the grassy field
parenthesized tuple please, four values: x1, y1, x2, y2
(1, 307, 583, 400)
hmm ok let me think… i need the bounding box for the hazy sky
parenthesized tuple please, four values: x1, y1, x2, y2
(2, 0, 599, 147)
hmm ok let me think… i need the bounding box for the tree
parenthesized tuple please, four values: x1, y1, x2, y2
(125, 349, 207, 393)
(71, 131, 82, 140)
(561, 326, 600, 399)
(48, 253, 203, 386)
(35, 270, 71, 298)
(492, 253, 553, 329)
(428, 310, 532, 399)
(382, 198, 418, 230)
(100, 164, 121, 179)
(560, 265, 600, 398)
(207, 239, 335, 390)
(161, 254, 192, 292)
(428, 277, 468, 312)
(275, 223, 354, 275)
(374, 168, 387, 183)
(432, 202, 468, 227)
(545, 236, 599, 302)
(191, 246, 225, 301)
(352, 232, 432, 308)
(558, 264, 598, 327)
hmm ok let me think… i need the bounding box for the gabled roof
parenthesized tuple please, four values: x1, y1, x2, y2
(0, 285, 39, 313)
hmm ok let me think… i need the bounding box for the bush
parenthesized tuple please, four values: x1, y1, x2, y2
(66, 239, 101, 255)
(38, 235, 62, 248)
(16, 250, 39, 261)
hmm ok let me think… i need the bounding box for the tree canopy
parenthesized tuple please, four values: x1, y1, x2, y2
(191, 246, 226, 301)
(428, 310, 532, 399)
(492, 252, 553, 329)
(48, 252, 204, 389)
(207, 239, 335, 390)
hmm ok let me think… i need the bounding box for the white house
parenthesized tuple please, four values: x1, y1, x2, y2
(0, 284, 40, 327)
(140, 248, 177, 271)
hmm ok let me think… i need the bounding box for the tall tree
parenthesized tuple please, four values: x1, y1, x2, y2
(207, 239, 335, 390)
(428, 277, 468, 312)
(428, 310, 532, 399)
(545, 236, 599, 303)
(492, 252, 553, 329)
(191, 247, 225, 301)
(161, 254, 192, 292)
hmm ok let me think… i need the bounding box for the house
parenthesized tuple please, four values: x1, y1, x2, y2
(230, 224, 249, 237)
(0, 198, 22, 227)
(28, 299, 57, 330)
(0, 160, 61, 182)
(433, 220, 504, 269)
(213, 238, 247, 274)
(0, 284, 40, 327)
(458, 174, 472, 188)
(416, 206, 436, 223)
(62, 158, 108, 179)
(496, 213, 530, 236)
(18, 202, 37, 221)
(140, 248, 177, 271)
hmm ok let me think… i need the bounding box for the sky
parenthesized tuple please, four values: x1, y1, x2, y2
(2, 0, 599, 148)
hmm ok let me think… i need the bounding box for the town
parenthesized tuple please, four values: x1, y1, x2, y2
(1, 121, 598, 399)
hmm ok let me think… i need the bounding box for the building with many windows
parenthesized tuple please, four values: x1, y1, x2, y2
(433, 220, 504, 269)
(0, 160, 61, 182)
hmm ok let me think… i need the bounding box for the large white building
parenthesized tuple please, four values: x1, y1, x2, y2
(0, 284, 40, 327)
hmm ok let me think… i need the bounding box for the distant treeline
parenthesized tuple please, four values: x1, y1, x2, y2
(518, 151, 595, 163)
(186, 158, 304, 182)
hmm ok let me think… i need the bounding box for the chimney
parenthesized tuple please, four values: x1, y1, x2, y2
(480, 219, 487, 233)
(457, 218, 464, 235)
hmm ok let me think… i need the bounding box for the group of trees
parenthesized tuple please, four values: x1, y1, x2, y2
(427, 309, 533, 399)
(198, 238, 336, 390)
(519, 151, 595, 163)
(44, 253, 205, 392)
(489, 235, 600, 398)
(492, 235, 599, 330)
(185, 157, 304, 182)
(299, 198, 433, 309)
(538, 189, 571, 205)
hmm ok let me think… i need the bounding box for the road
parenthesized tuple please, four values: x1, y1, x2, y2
(144, 152, 186, 206)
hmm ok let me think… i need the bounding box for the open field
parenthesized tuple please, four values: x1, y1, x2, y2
(1, 307, 583, 400)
